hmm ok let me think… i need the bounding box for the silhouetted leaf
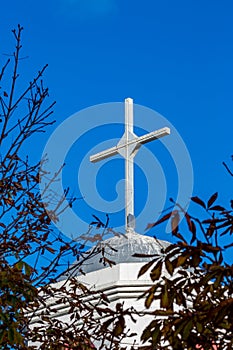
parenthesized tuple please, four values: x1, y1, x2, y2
(145, 211, 175, 230)
(176, 255, 188, 267)
(209, 205, 226, 211)
(202, 243, 221, 253)
(171, 211, 180, 235)
(24, 262, 33, 277)
(183, 320, 193, 340)
(161, 284, 169, 308)
(207, 192, 218, 209)
(113, 317, 125, 336)
(151, 324, 161, 345)
(184, 212, 193, 232)
(152, 310, 174, 316)
(150, 261, 163, 281)
(192, 252, 201, 267)
(138, 259, 156, 278)
(173, 232, 187, 242)
(165, 258, 174, 276)
(175, 290, 187, 307)
(145, 292, 154, 309)
(45, 246, 55, 254)
(190, 220, 197, 244)
(141, 323, 154, 342)
(191, 196, 206, 209)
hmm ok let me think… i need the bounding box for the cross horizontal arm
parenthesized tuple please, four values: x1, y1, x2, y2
(90, 146, 118, 163)
(137, 127, 170, 145)
(90, 127, 170, 163)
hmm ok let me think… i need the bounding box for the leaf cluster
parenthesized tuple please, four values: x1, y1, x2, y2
(140, 193, 233, 349)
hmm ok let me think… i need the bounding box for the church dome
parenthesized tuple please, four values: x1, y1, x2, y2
(82, 231, 170, 273)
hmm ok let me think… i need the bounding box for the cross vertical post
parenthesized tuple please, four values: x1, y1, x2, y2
(125, 98, 134, 233)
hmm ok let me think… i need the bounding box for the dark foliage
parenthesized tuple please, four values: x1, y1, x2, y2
(140, 188, 233, 350)
(0, 26, 133, 350)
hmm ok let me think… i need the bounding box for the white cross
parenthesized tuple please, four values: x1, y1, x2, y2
(90, 98, 170, 234)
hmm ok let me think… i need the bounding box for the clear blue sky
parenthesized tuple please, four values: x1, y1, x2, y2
(0, 1, 232, 244)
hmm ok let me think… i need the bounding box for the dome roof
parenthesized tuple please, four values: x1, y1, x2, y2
(82, 231, 170, 273)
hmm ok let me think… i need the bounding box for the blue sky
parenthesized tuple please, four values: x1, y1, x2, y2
(0, 1, 232, 245)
